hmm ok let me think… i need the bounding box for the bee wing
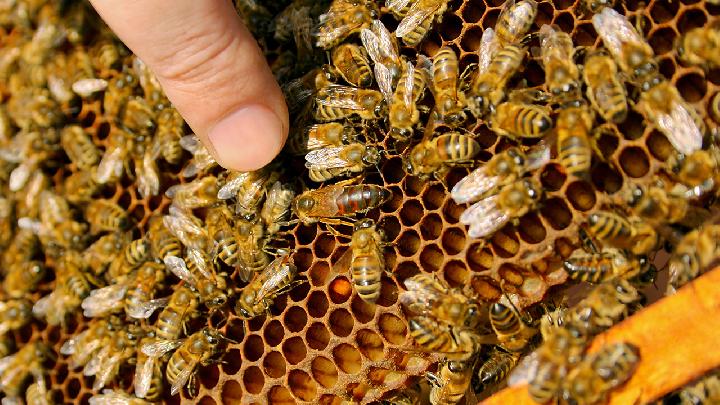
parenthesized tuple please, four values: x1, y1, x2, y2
(650, 92, 703, 155)
(399, 277, 445, 314)
(508, 350, 540, 387)
(60, 330, 87, 355)
(330, 246, 352, 277)
(2, 396, 23, 405)
(525, 143, 551, 170)
(32, 292, 55, 319)
(478, 28, 498, 74)
(386, 0, 413, 12)
(0, 354, 14, 376)
(217, 171, 249, 200)
(81, 284, 128, 318)
(84, 346, 110, 376)
(9, 161, 31, 191)
(460, 194, 510, 238)
(315, 3, 356, 49)
(89, 390, 138, 405)
(163, 210, 209, 251)
(134, 355, 155, 399)
(255, 254, 293, 301)
(93, 353, 122, 391)
(136, 151, 160, 199)
(316, 85, 364, 110)
(141, 339, 183, 358)
(179, 134, 200, 153)
(403, 61, 415, 109)
(186, 247, 214, 280)
(396, 0, 444, 39)
(95, 146, 125, 184)
(592, 7, 646, 61)
(375, 62, 395, 105)
(305, 146, 352, 169)
(164, 256, 199, 289)
(127, 297, 170, 319)
(17, 217, 42, 235)
(169, 359, 198, 396)
(451, 166, 502, 204)
(71, 78, 108, 97)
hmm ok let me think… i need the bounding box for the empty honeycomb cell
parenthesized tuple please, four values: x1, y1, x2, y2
(420, 31, 443, 56)
(491, 229, 520, 258)
(553, 12, 575, 33)
(222, 348, 242, 375)
(329, 277, 353, 304)
(420, 213, 443, 241)
(471, 277, 502, 301)
(311, 356, 339, 389)
(282, 336, 307, 365)
(282, 307, 307, 334)
(541, 198, 573, 230)
(441, 226, 466, 254)
(677, 72, 707, 102)
(659, 57, 677, 79)
(591, 162, 624, 193)
(54, 363, 68, 384)
(467, 242, 494, 271)
(648, 26, 678, 55)
(402, 175, 424, 197)
(384, 248, 397, 272)
(263, 351, 286, 379)
(399, 199, 423, 226)
(378, 313, 407, 345)
(267, 385, 294, 404)
(444, 259, 470, 287)
(480, 5, 499, 29)
(419, 244, 443, 272)
(332, 343, 363, 374)
(377, 277, 399, 307)
(596, 128, 620, 160)
(518, 213, 547, 244)
(226, 318, 245, 343)
(244, 334, 265, 362)
(566, 180, 597, 211)
(620, 146, 651, 178)
(650, 0, 680, 24)
(380, 215, 401, 242)
(677, 8, 708, 33)
(199, 364, 220, 389)
(535, 2, 553, 27)
(66, 378, 80, 399)
(523, 59, 546, 87)
(199, 396, 216, 405)
(461, 1, 484, 23)
(438, 13, 464, 41)
(573, 22, 597, 47)
(307, 322, 331, 351)
(381, 186, 403, 213)
(397, 229, 421, 257)
(314, 233, 336, 259)
(442, 198, 464, 224)
(293, 248, 314, 274)
(618, 110, 647, 140)
(243, 365, 265, 395)
(296, 224, 317, 246)
(307, 290, 330, 318)
(540, 163, 567, 191)
(460, 25, 484, 51)
(319, 394, 344, 405)
(309, 261, 331, 287)
(382, 157, 405, 184)
(350, 295, 376, 324)
(222, 380, 243, 404)
(356, 329, 385, 362)
(422, 184, 446, 211)
(329, 308, 354, 337)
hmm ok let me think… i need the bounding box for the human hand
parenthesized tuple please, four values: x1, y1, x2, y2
(89, 0, 288, 172)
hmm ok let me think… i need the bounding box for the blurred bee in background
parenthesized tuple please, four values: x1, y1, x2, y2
(292, 181, 391, 226)
(134, 336, 164, 401)
(60, 125, 100, 170)
(155, 107, 185, 165)
(495, 0, 538, 46)
(583, 50, 628, 124)
(361, 19, 402, 103)
(490, 100, 553, 141)
(94, 131, 129, 186)
(677, 24, 720, 70)
(88, 390, 152, 405)
(218, 167, 279, 218)
(405, 132, 481, 180)
(33, 250, 92, 326)
(87, 324, 142, 391)
(674, 370, 720, 404)
(305, 142, 381, 182)
(260, 181, 296, 236)
(163, 205, 211, 252)
(586, 210, 659, 256)
(63, 169, 100, 204)
(0, 342, 52, 399)
(568, 278, 640, 336)
(25, 378, 53, 405)
(329, 43, 373, 88)
(407, 315, 483, 361)
(382, 383, 421, 405)
(235, 251, 300, 319)
(133, 56, 170, 111)
(476, 348, 520, 389)
(179, 134, 217, 178)
(71, 77, 108, 98)
(0, 299, 32, 335)
(349, 218, 386, 304)
(164, 254, 228, 311)
(431, 45, 467, 127)
(2, 228, 39, 268)
(667, 224, 720, 292)
(564, 248, 649, 283)
(620, 180, 706, 228)
(147, 215, 183, 262)
(3, 260, 45, 298)
(539, 23, 580, 102)
(427, 359, 476, 405)
(286, 122, 356, 155)
(86, 199, 130, 233)
(315, 0, 377, 50)
(468, 43, 526, 117)
(314, 84, 385, 122)
(401, 273, 481, 331)
(395, 0, 450, 47)
(460, 178, 543, 239)
(165, 175, 218, 210)
(0, 197, 14, 249)
(389, 59, 430, 140)
(489, 302, 537, 352)
(61, 318, 118, 371)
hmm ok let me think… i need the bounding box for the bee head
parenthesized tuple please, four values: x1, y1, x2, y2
(294, 195, 315, 213)
(362, 146, 382, 166)
(353, 218, 375, 232)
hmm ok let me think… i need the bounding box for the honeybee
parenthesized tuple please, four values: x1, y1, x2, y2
(405, 132, 480, 180)
(260, 181, 295, 236)
(586, 211, 659, 256)
(348, 218, 386, 304)
(179, 134, 217, 178)
(389, 60, 429, 140)
(489, 302, 537, 352)
(408, 315, 482, 361)
(382, 384, 421, 405)
(0, 198, 13, 248)
(564, 248, 649, 284)
(134, 336, 164, 401)
(490, 100, 553, 141)
(469, 44, 526, 116)
(133, 56, 170, 111)
(235, 251, 299, 319)
(135, 140, 162, 199)
(163, 205, 211, 252)
(151, 285, 199, 342)
(88, 390, 152, 405)
(305, 143, 381, 182)
(217, 166, 279, 218)
(286, 122, 356, 155)
(3, 260, 45, 298)
(88, 326, 142, 391)
(386, 0, 413, 18)
(235, 215, 270, 282)
(0, 342, 51, 398)
(395, 0, 449, 47)
(95, 132, 128, 185)
(432, 46, 466, 126)
(164, 254, 228, 310)
(156, 107, 184, 164)
(452, 145, 549, 204)
(620, 180, 700, 228)
(314, 84, 385, 122)
(677, 25, 720, 70)
(147, 215, 183, 261)
(568, 278, 640, 336)
(495, 0, 538, 46)
(33, 250, 92, 326)
(61, 318, 118, 370)
(2, 229, 38, 267)
(676, 371, 720, 405)
(427, 359, 475, 405)
(562, 342, 639, 405)
(82, 232, 127, 276)
(86, 199, 130, 234)
(71, 77, 108, 98)
(330, 43, 372, 88)
(667, 224, 720, 291)
(0, 299, 32, 334)
(460, 178, 543, 239)
(60, 125, 100, 170)
(292, 182, 391, 226)
(667, 146, 720, 197)
(315, 0, 377, 50)
(361, 19, 402, 103)
(165, 175, 218, 210)
(539, 24, 580, 104)
(63, 169, 100, 204)
(401, 273, 481, 329)
(583, 50, 628, 124)
(25, 378, 53, 405)
(477, 348, 520, 388)
(578, 0, 615, 15)
(555, 104, 594, 177)
(164, 328, 225, 396)
(206, 204, 240, 267)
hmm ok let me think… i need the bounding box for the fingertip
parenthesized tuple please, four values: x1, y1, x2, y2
(207, 104, 287, 172)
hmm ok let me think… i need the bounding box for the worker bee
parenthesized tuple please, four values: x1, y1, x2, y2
(562, 342, 639, 405)
(151, 285, 199, 342)
(490, 100, 553, 141)
(94, 132, 128, 185)
(620, 180, 701, 227)
(401, 273, 481, 329)
(469, 44, 527, 117)
(587, 211, 659, 256)
(206, 205, 240, 267)
(0, 198, 13, 249)
(82, 232, 126, 277)
(315, 0, 377, 50)
(489, 302, 537, 352)
(564, 248, 649, 283)
(260, 181, 295, 236)
(583, 50, 628, 124)
(134, 336, 164, 401)
(675, 370, 720, 404)
(86, 199, 130, 234)
(25, 378, 53, 405)
(235, 215, 270, 282)
(3, 260, 45, 298)
(395, 0, 450, 47)
(292, 181, 391, 226)
(568, 278, 640, 336)
(477, 348, 520, 388)
(348, 218, 386, 304)
(407, 315, 482, 361)
(2, 228, 39, 270)
(711, 92, 720, 125)
(314, 84, 385, 122)
(164, 254, 228, 310)
(495, 0, 538, 46)
(382, 384, 421, 405)
(87, 326, 142, 391)
(405, 132, 481, 180)
(0, 299, 32, 335)
(539, 24, 580, 104)
(33, 250, 92, 326)
(432, 45, 467, 127)
(0, 342, 51, 398)
(386, 0, 413, 18)
(63, 169, 100, 204)
(89, 390, 152, 405)
(179, 134, 217, 178)
(218, 167, 279, 218)
(677, 25, 720, 70)
(667, 145, 720, 197)
(668, 224, 720, 291)
(60, 125, 100, 170)
(361, 19, 402, 103)
(135, 140, 162, 199)
(330, 43, 372, 88)
(235, 251, 300, 319)
(165, 175, 218, 210)
(460, 178, 543, 239)
(305, 143, 381, 182)
(555, 104, 594, 177)
(163, 205, 211, 252)
(156, 107, 184, 164)
(72, 77, 108, 98)
(147, 215, 183, 261)
(286, 122, 356, 155)
(61, 318, 118, 370)
(389, 60, 429, 140)
(163, 328, 225, 396)
(427, 359, 475, 405)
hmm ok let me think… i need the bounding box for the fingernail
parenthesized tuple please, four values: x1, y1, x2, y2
(208, 105, 285, 171)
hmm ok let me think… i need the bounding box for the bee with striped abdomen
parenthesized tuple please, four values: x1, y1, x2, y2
(350, 218, 386, 304)
(405, 132, 481, 181)
(305, 143, 381, 182)
(394, 0, 450, 47)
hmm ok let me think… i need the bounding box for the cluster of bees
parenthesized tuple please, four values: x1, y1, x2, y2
(0, 0, 718, 404)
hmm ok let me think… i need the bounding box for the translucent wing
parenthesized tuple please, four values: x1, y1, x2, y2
(141, 339, 183, 358)
(179, 134, 201, 154)
(256, 254, 294, 301)
(508, 350, 540, 387)
(375, 62, 395, 105)
(361, 23, 396, 103)
(169, 359, 197, 396)
(316, 85, 363, 110)
(478, 28, 498, 74)
(72, 78, 108, 97)
(396, 0, 443, 38)
(32, 293, 55, 319)
(592, 7, 647, 62)
(17, 217, 42, 235)
(81, 284, 128, 317)
(60, 331, 84, 355)
(185, 247, 213, 280)
(387, 0, 413, 11)
(180, 135, 215, 178)
(217, 171, 249, 200)
(305, 146, 352, 169)
(93, 353, 122, 391)
(164, 256, 198, 289)
(127, 297, 170, 319)
(399, 274, 448, 315)
(0, 354, 15, 376)
(95, 146, 125, 184)
(9, 161, 31, 191)
(460, 194, 511, 238)
(403, 61, 415, 108)
(84, 346, 110, 376)
(134, 355, 154, 399)
(163, 208, 209, 251)
(525, 143, 551, 170)
(89, 389, 145, 405)
(136, 150, 160, 199)
(451, 165, 502, 204)
(646, 88, 703, 155)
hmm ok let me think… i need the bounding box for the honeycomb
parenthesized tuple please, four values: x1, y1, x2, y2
(1, 0, 719, 404)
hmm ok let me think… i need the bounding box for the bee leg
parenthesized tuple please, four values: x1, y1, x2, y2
(425, 370, 442, 387)
(187, 372, 199, 398)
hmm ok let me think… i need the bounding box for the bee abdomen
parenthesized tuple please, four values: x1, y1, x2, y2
(351, 256, 382, 303)
(409, 317, 453, 352)
(437, 134, 481, 162)
(401, 17, 433, 47)
(489, 303, 520, 335)
(516, 105, 552, 138)
(335, 185, 391, 215)
(558, 133, 592, 177)
(125, 239, 150, 267)
(588, 212, 631, 240)
(564, 256, 612, 283)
